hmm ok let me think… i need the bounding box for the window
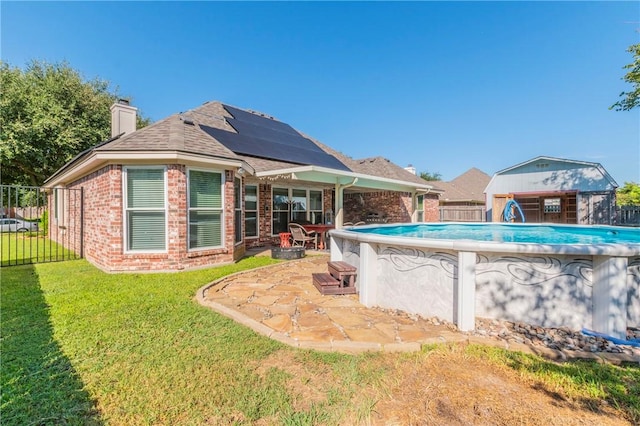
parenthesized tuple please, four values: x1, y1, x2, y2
(272, 187, 324, 235)
(543, 198, 561, 213)
(234, 177, 242, 244)
(309, 190, 323, 224)
(416, 195, 424, 222)
(124, 167, 167, 252)
(244, 185, 258, 238)
(290, 189, 307, 223)
(54, 187, 65, 223)
(272, 187, 289, 235)
(188, 169, 223, 250)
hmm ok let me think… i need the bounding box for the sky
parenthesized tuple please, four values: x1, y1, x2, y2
(2, 1, 639, 184)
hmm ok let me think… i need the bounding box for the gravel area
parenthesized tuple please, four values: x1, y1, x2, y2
(471, 318, 640, 357)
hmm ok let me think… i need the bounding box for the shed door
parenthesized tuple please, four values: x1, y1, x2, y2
(492, 195, 511, 222)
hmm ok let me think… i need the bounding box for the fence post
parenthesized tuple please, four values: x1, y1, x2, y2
(79, 187, 84, 258)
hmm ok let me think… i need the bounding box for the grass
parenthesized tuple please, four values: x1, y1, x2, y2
(2, 258, 639, 425)
(1, 233, 77, 267)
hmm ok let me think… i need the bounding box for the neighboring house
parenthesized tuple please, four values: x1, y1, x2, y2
(430, 168, 491, 222)
(432, 168, 491, 206)
(484, 156, 618, 224)
(45, 100, 440, 272)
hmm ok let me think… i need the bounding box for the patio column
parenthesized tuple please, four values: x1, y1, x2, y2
(335, 182, 344, 229)
(334, 177, 357, 229)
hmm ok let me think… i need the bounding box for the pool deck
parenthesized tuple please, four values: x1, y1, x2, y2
(197, 250, 639, 362)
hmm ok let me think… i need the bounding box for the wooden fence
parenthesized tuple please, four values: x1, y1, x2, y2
(616, 206, 640, 226)
(439, 206, 486, 222)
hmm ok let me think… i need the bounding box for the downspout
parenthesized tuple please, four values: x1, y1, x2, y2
(335, 177, 358, 229)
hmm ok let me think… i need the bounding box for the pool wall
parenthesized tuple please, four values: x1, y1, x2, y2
(330, 225, 640, 340)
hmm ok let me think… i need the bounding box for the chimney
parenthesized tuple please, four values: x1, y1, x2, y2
(404, 164, 416, 175)
(110, 99, 137, 137)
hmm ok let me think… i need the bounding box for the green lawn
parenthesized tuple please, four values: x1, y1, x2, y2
(1, 233, 78, 267)
(2, 258, 638, 425)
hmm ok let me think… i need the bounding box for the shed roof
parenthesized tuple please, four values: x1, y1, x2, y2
(486, 156, 618, 193)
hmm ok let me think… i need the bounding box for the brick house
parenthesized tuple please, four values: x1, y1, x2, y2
(430, 168, 491, 222)
(45, 101, 441, 272)
(431, 168, 490, 207)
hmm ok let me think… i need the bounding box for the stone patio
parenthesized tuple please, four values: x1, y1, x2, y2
(198, 254, 466, 353)
(196, 252, 640, 362)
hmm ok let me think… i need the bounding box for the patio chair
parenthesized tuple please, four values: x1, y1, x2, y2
(354, 221, 366, 226)
(343, 222, 353, 226)
(289, 223, 318, 249)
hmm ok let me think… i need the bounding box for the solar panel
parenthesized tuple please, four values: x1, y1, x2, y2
(201, 125, 351, 171)
(224, 105, 300, 137)
(197, 104, 351, 171)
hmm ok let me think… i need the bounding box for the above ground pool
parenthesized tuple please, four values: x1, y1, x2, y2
(350, 223, 640, 245)
(330, 222, 640, 340)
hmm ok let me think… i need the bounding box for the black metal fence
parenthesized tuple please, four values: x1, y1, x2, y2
(1, 185, 83, 266)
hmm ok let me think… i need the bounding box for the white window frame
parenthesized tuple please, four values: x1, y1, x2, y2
(244, 184, 259, 239)
(271, 187, 324, 236)
(308, 189, 323, 224)
(53, 186, 67, 225)
(187, 168, 225, 251)
(123, 166, 168, 254)
(234, 177, 243, 245)
(416, 194, 425, 222)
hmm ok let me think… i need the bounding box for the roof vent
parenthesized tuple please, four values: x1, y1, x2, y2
(182, 118, 195, 125)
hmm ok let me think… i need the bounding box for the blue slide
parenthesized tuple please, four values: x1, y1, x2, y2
(503, 199, 525, 222)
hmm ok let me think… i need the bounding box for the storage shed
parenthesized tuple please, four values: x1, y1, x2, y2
(485, 156, 618, 224)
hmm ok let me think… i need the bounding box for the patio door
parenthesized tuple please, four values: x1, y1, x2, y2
(271, 187, 323, 235)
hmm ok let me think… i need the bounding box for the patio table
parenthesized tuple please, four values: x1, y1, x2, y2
(303, 224, 334, 250)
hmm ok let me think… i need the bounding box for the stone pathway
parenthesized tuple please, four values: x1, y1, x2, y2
(197, 254, 640, 363)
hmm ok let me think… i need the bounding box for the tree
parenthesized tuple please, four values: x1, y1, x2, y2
(610, 43, 640, 111)
(419, 171, 442, 181)
(0, 60, 150, 186)
(617, 182, 640, 206)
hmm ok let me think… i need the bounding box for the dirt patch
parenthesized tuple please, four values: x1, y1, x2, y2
(365, 347, 626, 425)
(253, 345, 631, 425)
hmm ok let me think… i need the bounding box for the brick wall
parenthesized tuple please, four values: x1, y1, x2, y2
(423, 194, 440, 222)
(61, 164, 239, 272)
(343, 191, 439, 223)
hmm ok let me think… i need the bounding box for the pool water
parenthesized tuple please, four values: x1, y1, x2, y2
(351, 223, 640, 245)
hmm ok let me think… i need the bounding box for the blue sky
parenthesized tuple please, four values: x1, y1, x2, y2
(2, 1, 639, 184)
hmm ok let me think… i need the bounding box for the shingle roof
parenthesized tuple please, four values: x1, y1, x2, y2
(95, 102, 239, 159)
(431, 167, 491, 202)
(48, 100, 436, 190)
(350, 157, 430, 186)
